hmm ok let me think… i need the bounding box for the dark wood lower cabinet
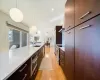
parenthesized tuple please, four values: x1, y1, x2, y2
(75, 15, 100, 80)
(7, 46, 45, 80)
(7, 59, 31, 80)
(59, 48, 65, 72)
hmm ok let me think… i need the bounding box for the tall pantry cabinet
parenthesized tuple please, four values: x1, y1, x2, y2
(64, 0, 75, 80)
(64, 0, 100, 80)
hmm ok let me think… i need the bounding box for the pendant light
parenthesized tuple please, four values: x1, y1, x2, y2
(9, 0, 23, 22)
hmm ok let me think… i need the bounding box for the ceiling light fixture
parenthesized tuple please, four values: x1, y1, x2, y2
(9, 0, 23, 22)
(37, 30, 41, 34)
(52, 8, 54, 11)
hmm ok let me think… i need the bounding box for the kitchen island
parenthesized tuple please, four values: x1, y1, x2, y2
(0, 43, 45, 80)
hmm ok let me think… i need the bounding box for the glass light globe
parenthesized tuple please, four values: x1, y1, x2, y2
(9, 8, 23, 22)
(29, 26, 37, 35)
(37, 30, 41, 34)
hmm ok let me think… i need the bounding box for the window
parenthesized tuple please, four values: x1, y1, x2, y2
(9, 29, 20, 49)
(22, 32, 27, 47)
(8, 28, 28, 49)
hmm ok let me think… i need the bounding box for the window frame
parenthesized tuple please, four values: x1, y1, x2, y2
(8, 27, 28, 49)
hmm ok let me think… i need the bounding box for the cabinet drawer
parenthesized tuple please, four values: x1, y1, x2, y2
(60, 59, 65, 71)
(60, 60, 65, 66)
(59, 49, 65, 71)
(7, 59, 31, 80)
(75, 0, 100, 26)
(60, 54, 64, 61)
(60, 49, 65, 56)
(75, 15, 100, 80)
(20, 69, 30, 80)
(31, 66, 38, 80)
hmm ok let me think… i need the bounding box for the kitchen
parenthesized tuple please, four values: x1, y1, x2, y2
(0, 0, 66, 80)
(1, 0, 100, 80)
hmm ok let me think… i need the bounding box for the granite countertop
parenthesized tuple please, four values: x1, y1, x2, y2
(0, 44, 44, 80)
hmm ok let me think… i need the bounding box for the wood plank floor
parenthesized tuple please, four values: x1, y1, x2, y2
(35, 46, 66, 80)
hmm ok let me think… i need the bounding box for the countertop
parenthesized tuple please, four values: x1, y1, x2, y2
(0, 44, 44, 80)
(59, 47, 65, 51)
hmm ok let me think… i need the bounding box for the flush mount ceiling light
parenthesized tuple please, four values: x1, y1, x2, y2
(51, 8, 54, 12)
(9, 0, 23, 22)
(29, 26, 37, 34)
(37, 30, 41, 34)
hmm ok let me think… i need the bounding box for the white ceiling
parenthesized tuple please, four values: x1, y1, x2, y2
(0, 0, 66, 29)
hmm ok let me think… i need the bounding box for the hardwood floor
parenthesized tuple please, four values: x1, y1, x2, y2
(35, 46, 66, 80)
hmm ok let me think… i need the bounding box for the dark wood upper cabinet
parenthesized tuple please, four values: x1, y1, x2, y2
(64, 0, 75, 30)
(75, 15, 100, 80)
(56, 26, 62, 45)
(65, 28, 74, 80)
(75, 0, 100, 26)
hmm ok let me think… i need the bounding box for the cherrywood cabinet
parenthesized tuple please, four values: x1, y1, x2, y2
(64, 0, 74, 30)
(59, 48, 65, 72)
(75, 0, 100, 26)
(64, 0, 100, 80)
(75, 15, 100, 80)
(65, 29, 74, 80)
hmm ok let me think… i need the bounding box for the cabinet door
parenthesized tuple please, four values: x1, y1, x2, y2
(75, 16, 100, 80)
(64, 0, 74, 30)
(7, 59, 31, 80)
(59, 49, 65, 72)
(65, 28, 74, 80)
(75, 0, 100, 26)
(56, 26, 62, 44)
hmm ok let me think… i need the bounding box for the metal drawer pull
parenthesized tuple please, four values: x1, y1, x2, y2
(34, 70, 36, 75)
(32, 64, 37, 75)
(79, 25, 92, 30)
(19, 64, 27, 72)
(22, 74, 27, 80)
(79, 11, 91, 19)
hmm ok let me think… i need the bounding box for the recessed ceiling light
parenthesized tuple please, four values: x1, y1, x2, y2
(29, 26, 37, 34)
(37, 30, 41, 34)
(52, 8, 54, 11)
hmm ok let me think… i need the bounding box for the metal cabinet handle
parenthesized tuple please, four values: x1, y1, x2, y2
(68, 26, 71, 29)
(33, 69, 37, 75)
(32, 64, 37, 75)
(22, 74, 27, 80)
(64, 26, 71, 32)
(79, 11, 91, 19)
(79, 25, 92, 30)
(19, 64, 27, 72)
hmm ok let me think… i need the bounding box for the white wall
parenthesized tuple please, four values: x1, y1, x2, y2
(0, 11, 29, 52)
